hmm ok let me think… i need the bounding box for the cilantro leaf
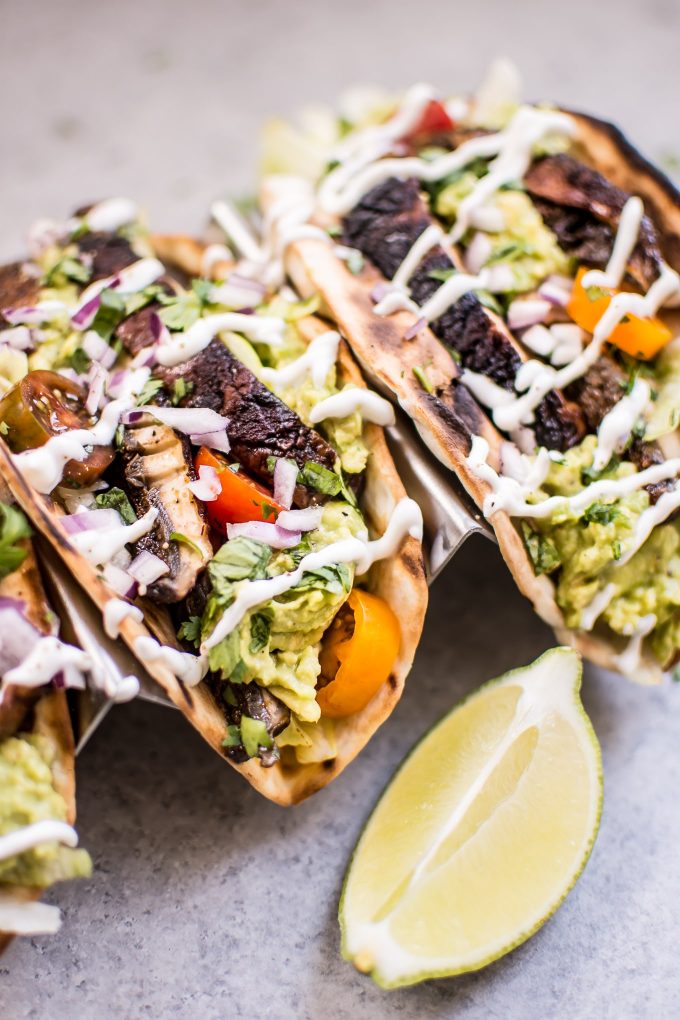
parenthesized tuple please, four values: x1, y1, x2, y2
(91, 289, 126, 341)
(95, 487, 136, 525)
(178, 615, 202, 646)
(292, 562, 352, 596)
(583, 502, 623, 526)
(0, 502, 32, 580)
(300, 462, 343, 497)
(135, 377, 164, 406)
(520, 522, 561, 576)
(208, 537, 271, 589)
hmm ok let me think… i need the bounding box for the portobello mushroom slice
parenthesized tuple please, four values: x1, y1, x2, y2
(0, 262, 41, 324)
(121, 416, 212, 603)
(154, 339, 339, 504)
(524, 153, 662, 288)
(342, 176, 585, 451)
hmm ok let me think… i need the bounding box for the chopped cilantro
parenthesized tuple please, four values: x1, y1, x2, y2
(44, 255, 91, 287)
(293, 562, 352, 596)
(261, 502, 277, 521)
(65, 347, 91, 375)
(249, 611, 271, 653)
(169, 531, 204, 557)
(91, 289, 126, 341)
(171, 378, 192, 405)
(178, 615, 202, 646)
(209, 537, 271, 589)
(300, 461, 342, 497)
(583, 502, 622, 526)
(428, 267, 455, 283)
(95, 487, 136, 525)
(0, 502, 32, 580)
(135, 377, 164, 406)
(611, 539, 623, 561)
(520, 522, 561, 576)
(581, 456, 621, 485)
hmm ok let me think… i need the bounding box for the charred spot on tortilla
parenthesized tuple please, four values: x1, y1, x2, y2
(153, 338, 339, 504)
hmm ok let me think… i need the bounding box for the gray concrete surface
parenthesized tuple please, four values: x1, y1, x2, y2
(1, 1, 679, 1017)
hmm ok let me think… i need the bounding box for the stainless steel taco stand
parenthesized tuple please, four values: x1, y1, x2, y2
(36, 418, 494, 754)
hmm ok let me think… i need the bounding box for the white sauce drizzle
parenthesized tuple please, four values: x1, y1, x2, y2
(0, 820, 78, 863)
(202, 498, 423, 652)
(2, 637, 90, 691)
(69, 508, 158, 566)
(465, 435, 680, 520)
(580, 583, 617, 631)
(133, 636, 207, 688)
(103, 598, 144, 639)
(318, 104, 574, 218)
(460, 369, 515, 410)
(616, 486, 680, 565)
(614, 613, 656, 676)
(309, 389, 396, 426)
(155, 312, 285, 367)
(592, 377, 650, 471)
(392, 224, 444, 290)
(211, 200, 266, 265)
(582, 197, 644, 291)
(260, 330, 341, 390)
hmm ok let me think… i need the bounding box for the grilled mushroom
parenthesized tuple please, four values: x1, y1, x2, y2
(121, 416, 212, 603)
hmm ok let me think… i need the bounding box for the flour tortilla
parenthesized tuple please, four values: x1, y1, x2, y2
(260, 111, 680, 682)
(0, 239, 427, 803)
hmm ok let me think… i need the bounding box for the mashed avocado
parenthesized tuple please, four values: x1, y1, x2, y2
(0, 733, 91, 888)
(434, 180, 570, 294)
(525, 437, 680, 659)
(203, 502, 366, 731)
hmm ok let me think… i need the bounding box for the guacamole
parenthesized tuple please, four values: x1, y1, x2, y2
(0, 733, 91, 888)
(524, 437, 680, 659)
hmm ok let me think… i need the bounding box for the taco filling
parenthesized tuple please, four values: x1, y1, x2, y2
(0, 200, 423, 772)
(0, 499, 91, 940)
(258, 63, 680, 679)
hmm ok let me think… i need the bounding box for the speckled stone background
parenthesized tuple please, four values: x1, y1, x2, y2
(1, 1, 679, 1017)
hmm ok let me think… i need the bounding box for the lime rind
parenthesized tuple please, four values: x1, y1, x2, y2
(339, 647, 603, 989)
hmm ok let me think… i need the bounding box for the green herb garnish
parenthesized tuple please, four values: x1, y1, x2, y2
(95, 487, 136, 525)
(170, 531, 204, 557)
(0, 502, 32, 580)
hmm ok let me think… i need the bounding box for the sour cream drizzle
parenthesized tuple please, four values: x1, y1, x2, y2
(103, 598, 144, 639)
(581, 197, 645, 291)
(580, 583, 617, 632)
(0, 820, 78, 863)
(614, 613, 657, 676)
(465, 435, 680, 520)
(69, 508, 159, 565)
(309, 388, 396, 426)
(318, 103, 574, 218)
(2, 637, 90, 691)
(592, 377, 650, 471)
(260, 330, 341, 389)
(155, 312, 286, 367)
(133, 636, 207, 688)
(202, 498, 423, 652)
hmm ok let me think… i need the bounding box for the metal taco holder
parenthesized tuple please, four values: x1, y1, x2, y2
(35, 409, 494, 755)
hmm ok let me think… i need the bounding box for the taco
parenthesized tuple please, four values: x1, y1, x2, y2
(0, 200, 427, 804)
(0, 496, 91, 950)
(257, 62, 680, 683)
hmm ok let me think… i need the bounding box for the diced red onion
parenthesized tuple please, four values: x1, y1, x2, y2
(538, 274, 574, 308)
(72, 290, 104, 330)
(226, 521, 301, 549)
(149, 311, 170, 346)
(85, 362, 108, 415)
(107, 367, 150, 400)
(276, 507, 323, 532)
(103, 562, 138, 599)
(126, 406, 230, 440)
(483, 264, 516, 293)
(3, 301, 68, 326)
(128, 550, 169, 586)
(130, 345, 158, 368)
(0, 326, 33, 351)
(189, 430, 231, 453)
(521, 324, 554, 357)
(55, 367, 83, 385)
(464, 232, 492, 274)
(273, 458, 298, 509)
(404, 316, 426, 341)
(211, 274, 266, 309)
(62, 508, 123, 534)
(82, 330, 117, 368)
(188, 465, 221, 502)
(507, 298, 551, 331)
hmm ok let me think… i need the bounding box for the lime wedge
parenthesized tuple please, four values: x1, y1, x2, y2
(340, 647, 602, 988)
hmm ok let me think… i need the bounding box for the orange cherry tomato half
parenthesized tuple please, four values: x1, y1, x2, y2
(316, 589, 401, 718)
(567, 266, 672, 361)
(194, 446, 285, 531)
